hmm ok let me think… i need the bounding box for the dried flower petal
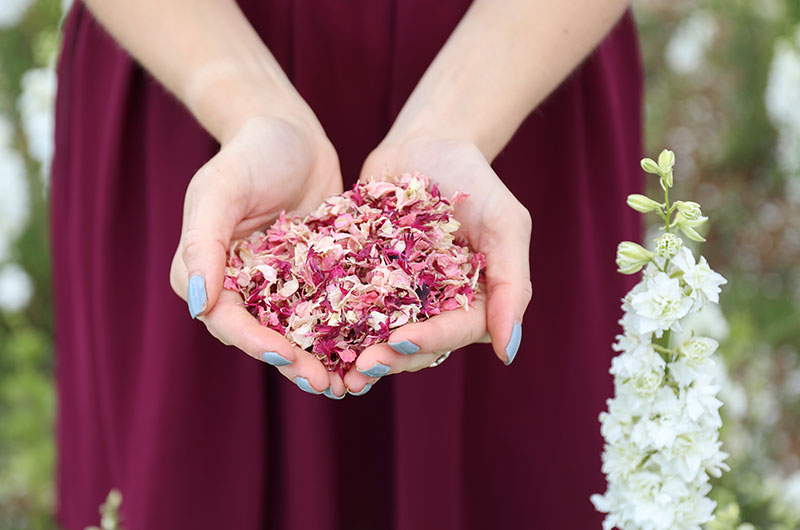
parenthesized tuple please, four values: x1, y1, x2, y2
(224, 173, 485, 376)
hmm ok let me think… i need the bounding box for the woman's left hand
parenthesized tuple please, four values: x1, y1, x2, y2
(343, 136, 533, 393)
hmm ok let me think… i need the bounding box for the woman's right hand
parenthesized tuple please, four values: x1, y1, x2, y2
(169, 114, 347, 397)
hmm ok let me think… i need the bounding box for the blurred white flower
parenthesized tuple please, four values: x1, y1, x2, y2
(665, 11, 718, 75)
(0, 0, 34, 28)
(0, 262, 33, 313)
(675, 303, 730, 343)
(0, 146, 30, 241)
(17, 67, 57, 181)
(765, 27, 800, 180)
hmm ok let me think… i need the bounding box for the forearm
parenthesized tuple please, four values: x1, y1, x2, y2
(83, 0, 312, 143)
(386, 0, 631, 161)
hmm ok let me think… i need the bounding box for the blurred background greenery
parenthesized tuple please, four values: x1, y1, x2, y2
(0, 0, 798, 528)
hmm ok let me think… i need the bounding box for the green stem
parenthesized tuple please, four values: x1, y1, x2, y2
(651, 343, 673, 355)
(654, 329, 671, 350)
(663, 179, 672, 234)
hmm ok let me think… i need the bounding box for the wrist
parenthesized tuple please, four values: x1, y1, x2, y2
(383, 109, 497, 163)
(182, 60, 321, 145)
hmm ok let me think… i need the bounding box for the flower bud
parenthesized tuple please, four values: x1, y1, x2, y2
(661, 170, 674, 189)
(627, 194, 663, 213)
(640, 157, 660, 174)
(657, 149, 675, 173)
(616, 241, 655, 274)
(672, 211, 708, 242)
(680, 224, 706, 242)
(674, 200, 703, 221)
(654, 232, 682, 258)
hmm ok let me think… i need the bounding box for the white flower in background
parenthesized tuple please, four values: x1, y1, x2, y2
(0, 139, 30, 243)
(765, 27, 800, 180)
(665, 11, 718, 75)
(0, 0, 34, 28)
(676, 303, 730, 344)
(0, 262, 33, 313)
(18, 67, 57, 180)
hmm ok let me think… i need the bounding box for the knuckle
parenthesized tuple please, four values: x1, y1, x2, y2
(521, 279, 534, 305)
(181, 229, 224, 269)
(168, 257, 183, 296)
(513, 203, 532, 232)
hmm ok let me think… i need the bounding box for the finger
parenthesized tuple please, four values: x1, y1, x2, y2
(355, 342, 440, 377)
(202, 290, 330, 393)
(483, 205, 533, 365)
(179, 162, 244, 319)
(342, 367, 378, 396)
(385, 296, 489, 356)
(323, 371, 348, 400)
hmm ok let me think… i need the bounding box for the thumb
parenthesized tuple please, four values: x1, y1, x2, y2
(178, 168, 240, 319)
(484, 208, 533, 365)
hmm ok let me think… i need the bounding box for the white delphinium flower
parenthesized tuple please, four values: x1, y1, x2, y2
(0, 0, 34, 28)
(0, 116, 30, 245)
(665, 11, 718, 75)
(765, 27, 800, 180)
(18, 67, 57, 180)
(593, 150, 729, 529)
(672, 247, 727, 307)
(630, 270, 693, 336)
(0, 262, 33, 312)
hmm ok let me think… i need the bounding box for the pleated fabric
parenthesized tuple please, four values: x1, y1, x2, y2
(51, 2, 642, 528)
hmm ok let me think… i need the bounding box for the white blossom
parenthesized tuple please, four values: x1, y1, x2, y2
(765, 27, 800, 180)
(665, 11, 718, 75)
(0, 116, 30, 246)
(18, 67, 57, 181)
(0, 0, 34, 28)
(594, 238, 728, 529)
(0, 262, 33, 312)
(672, 247, 727, 306)
(630, 271, 693, 335)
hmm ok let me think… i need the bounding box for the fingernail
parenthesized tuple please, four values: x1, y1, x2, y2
(505, 322, 522, 366)
(358, 362, 391, 378)
(187, 274, 207, 319)
(323, 387, 345, 400)
(261, 351, 292, 366)
(349, 383, 373, 397)
(294, 377, 321, 394)
(388, 340, 420, 355)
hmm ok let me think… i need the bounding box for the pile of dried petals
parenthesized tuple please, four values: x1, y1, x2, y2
(224, 173, 485, 376)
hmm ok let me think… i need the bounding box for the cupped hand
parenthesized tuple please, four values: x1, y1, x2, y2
(169, 115, 348, 397)
(344, 136, 533, 393)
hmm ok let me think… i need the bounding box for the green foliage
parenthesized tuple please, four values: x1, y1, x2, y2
(0, 1, 61, 528)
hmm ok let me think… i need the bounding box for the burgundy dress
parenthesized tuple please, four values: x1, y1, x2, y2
(52, 2, 642, 529)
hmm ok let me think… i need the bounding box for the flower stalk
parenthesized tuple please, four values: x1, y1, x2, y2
(593, 150, 729, 530)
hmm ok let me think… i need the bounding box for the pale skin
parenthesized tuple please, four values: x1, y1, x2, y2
(84, 0, 630, 397)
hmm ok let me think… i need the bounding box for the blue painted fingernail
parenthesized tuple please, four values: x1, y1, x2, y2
(349, 383, 373, 397)
(505, 322, 522, 366)
(262, 351, 292, 366)
(358, 362, 391, 378)
(294, 377, 321, 394)
(187, 274, 207, 319)
(323, 387, 345, 400)
(388, 340, 420, 355)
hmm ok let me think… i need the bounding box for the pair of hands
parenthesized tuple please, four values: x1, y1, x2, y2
(169, 114, 532, 398)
